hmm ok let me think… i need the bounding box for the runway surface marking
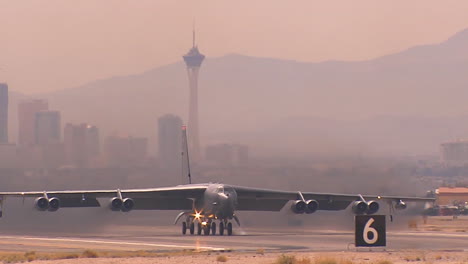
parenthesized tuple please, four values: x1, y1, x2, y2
(0, 236, 226, 251)
(391, 231, 468, 238)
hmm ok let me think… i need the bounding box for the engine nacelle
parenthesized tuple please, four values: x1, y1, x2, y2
(352, 201, 368, 214)
(366, 201, 379, 214)
(121, 198, 134, 212)
(305, 200, 319, 214)
(48, 197, 61, 212)
(394, 200, 407, 210)
(34, 197, 49, 211)
(110, 197, 123, 211)
(291, 200, 307, 214)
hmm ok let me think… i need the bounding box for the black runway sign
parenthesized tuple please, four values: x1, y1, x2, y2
(355, 215, 386, 247)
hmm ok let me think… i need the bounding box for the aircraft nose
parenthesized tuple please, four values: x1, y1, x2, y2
(217, 193, 234, 216)
(219, 193, 228, 200)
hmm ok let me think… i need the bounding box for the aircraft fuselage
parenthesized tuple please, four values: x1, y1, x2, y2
(196, 184, 237, 221)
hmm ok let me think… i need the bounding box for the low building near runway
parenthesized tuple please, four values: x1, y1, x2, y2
(436, 187, 468, 205)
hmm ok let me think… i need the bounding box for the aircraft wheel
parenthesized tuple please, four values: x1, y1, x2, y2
(189, 222, 195, 235)
(211, 222, 217, 235)
(182, 222, 187, 235)
(219, 222, 225, 236)
(197, 223, 202, 235)
(203, 223, 210, 235)
(227, 222, 233, 236)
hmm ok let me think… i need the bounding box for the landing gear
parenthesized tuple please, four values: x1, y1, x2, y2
(219, 222, 225, 236)
(181, 217, 235, 236)
(211, 222, 217, 235)
(227, 222, 233, 236)
(189, 222, 195, 235)
(182, 222, 187, 235)
(203, 223, 211, 235)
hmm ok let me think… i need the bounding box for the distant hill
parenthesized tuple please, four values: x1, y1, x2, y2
(17, 28, 468, 156)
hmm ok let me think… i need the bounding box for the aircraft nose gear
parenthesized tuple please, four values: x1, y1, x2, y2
(189, 222, 195, 235)
(227, 222, 233, 236)
(203, 223, 211, 235)
(211, 222, 217, 235)
(219, 222, 225, 236)
(182, 222, 187, 235)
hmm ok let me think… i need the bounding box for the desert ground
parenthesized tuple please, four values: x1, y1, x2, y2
(1, 250, 468, 264)
(0, 216, 467, 263)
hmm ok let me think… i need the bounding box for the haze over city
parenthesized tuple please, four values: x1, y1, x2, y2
(0, 3, 468, 262)
(1, 3, 467, 204)
(1, 1, 468, 93)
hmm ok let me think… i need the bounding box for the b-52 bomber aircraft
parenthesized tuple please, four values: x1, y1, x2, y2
(0, 128, 433, 236)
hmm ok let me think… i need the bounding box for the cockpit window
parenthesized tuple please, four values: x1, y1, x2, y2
(217, 186, 224, 193)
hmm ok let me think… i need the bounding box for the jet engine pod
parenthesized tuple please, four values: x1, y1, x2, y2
(121, 198, 134, 212)
(352, 201, 368, 214)
(291, 200, 307, 214)
(394, 200, 407, 210)
(366, 201, 379, 214)
(305, 200, 319, 214)
(110, 197, 123, 211)
(34, 197, 49, 211)
(48, 197, 61, 212)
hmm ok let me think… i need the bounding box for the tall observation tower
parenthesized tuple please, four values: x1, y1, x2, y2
(183, 30, 205, 161)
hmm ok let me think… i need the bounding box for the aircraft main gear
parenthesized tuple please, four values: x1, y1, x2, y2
(197, 223, 202, 235)
(227, 222, 233, 236)
(219, 222, 225, 236)
(189, 222, 195, 235)
(182, 222, 187, 235)
(203, 223, 210, 235)
(211, 222, 217, 235)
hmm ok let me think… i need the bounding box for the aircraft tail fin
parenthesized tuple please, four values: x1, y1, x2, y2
(181, 126, 192, 184)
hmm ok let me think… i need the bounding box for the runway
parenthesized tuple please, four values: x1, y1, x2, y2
(0, 225, 467, 253)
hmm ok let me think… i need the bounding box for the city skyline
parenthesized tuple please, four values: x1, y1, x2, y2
(1, 26, 468, 157)
(0, 11, 468, 158)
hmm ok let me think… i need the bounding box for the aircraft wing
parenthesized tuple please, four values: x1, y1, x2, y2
(0, 184, 433, 212)
(230, 185, 434, 212)
(0, 185, 207, 210)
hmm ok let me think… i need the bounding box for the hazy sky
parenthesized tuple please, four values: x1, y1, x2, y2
(1, 1, 468, 94)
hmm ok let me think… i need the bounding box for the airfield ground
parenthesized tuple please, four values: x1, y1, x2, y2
(0, 251, 467, 264)
(0, 216, 467, 263)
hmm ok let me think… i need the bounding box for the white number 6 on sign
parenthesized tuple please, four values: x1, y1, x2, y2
(363, 218, 378, 244)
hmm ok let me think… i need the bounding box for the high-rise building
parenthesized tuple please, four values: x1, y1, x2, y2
(205, 143, 249, 166)
(86, 125, 100, 157)
(104, 135, 147, 167)
(158, 114, 183, 170)
(0, 143, 18, 168)
(35, 111, 60, 145)
(18, 99, 49, 146)
(64, 123, 100, 168)
(0, 83, 8, 143)
(183, 29, 205, 161)
(205, 144, 233, 166)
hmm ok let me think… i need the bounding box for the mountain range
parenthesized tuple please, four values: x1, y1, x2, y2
(8, 28, 468, 156)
